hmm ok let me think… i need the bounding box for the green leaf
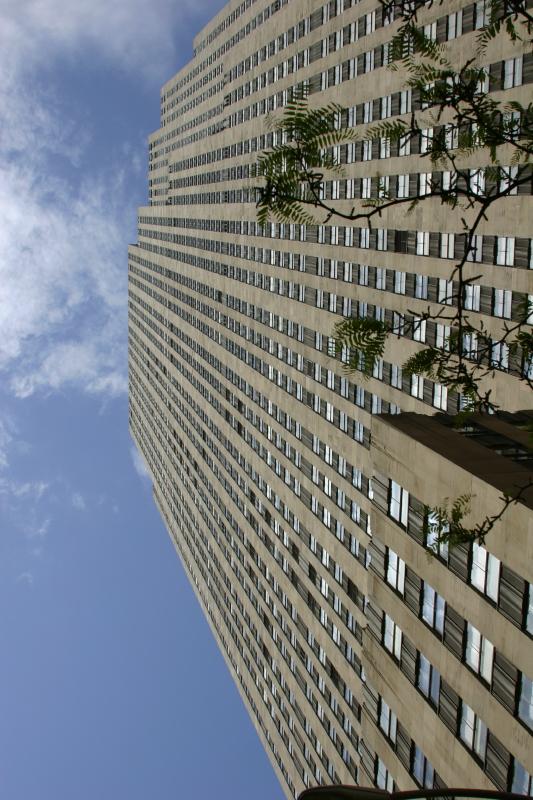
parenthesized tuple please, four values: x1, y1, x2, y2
(334, 317, 389, 377)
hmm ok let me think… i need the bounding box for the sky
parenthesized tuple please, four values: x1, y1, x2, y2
(0, 2, 285, 798)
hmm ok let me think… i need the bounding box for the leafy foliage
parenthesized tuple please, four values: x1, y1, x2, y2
(334, 318, 389, 377)
(424, 495, 476, 549)
(252, 0, 533, 544)
(425, 477, 533, 549)
(253, 88, 358, 226)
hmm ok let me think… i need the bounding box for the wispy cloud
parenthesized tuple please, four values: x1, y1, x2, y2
(0, 153, 129, 397)
(16, 571, 34, 586)
(0, 418, 14, 470)
(0, 0, 206, 86)
(130, 445, 151, 482)
(0, 0, 215, 400)
(71, 492, 86, 511)
(25, 518, 51, 539)
(0, 479, 48, 500)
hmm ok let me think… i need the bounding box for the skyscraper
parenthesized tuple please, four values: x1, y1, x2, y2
(128, 0, 533, 796)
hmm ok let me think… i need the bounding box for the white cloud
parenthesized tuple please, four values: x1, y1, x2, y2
(0, 151, 130, 396)
(0, 419, 14, 470)
(0, 479, 48, 500)
(25, 517, 51, 539)
(71, 492, 86, 511)
(130, 445, 151, 481)
(0, 0, 209, 85)
(0, 0, 215, 399)
(16, 571, 34, 586)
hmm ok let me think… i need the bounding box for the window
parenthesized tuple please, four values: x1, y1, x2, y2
(423, 21, 436, 40)
(496, 236, 515, 266)
(415, 274, 428, 299)
(512, 760, 533, 794)
(466, 234, 483, 262)
(413, 317, 427, 343)
(379, 698, 397, 742)
(438, 278, 453, 304)
(417, 653, 440, 706)
(493, 288, 512, 318)
(441, 233, 455, 259)
(381, 95, 392, 119)
(377, 230, 388, 252)
(383, 613, 402, 660)
(393, 312, 405, 335)
(465, 622, 494, 683)
(492, 340, 510, 371)
(389, 480, 409, 527)
(459, 702, 487, 760)
(353, 421, 364, 443)
(470, 543, 500, 601)
(419, 172, 432, 196)
(518, 672, 533, 731)
(475, 0, 491, 29)
(433, 383, 448, 411)
(386, 549, 406, 594)
(436, 324, 451, 350)
(421, 582, 445, 635)
(343, 262, 353, 283)
(376, 266, 387, 289)
(499, 164, 518, 195)
(420, 128, 433, 154)
(394, 271, 406, 294)
(375, 757, 394, 791)
(504, 56, 523, 88)
(470, 168, 485, 196)
(412, 744, 434, 788)
(416, 231, 429, 256)
(503, 107, 521, 139)
(463, 331, 478, 358)
(399, 134, 411, 157)
(339, 410, 348, 433)
(445, 124, 459, 150)
(397, 174, 409, 198)
(464, 284, 480, 311)
(391, 364, 402, 389)
(447, 10, 462, 39)
(411, 373, 424, 399)
(526, 583, 533, 635)
(400, 89, 411, 114)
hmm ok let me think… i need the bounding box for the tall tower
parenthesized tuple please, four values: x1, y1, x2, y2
(128, 0, 533, 796)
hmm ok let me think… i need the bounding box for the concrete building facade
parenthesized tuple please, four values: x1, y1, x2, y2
(127, 0, 533, 796)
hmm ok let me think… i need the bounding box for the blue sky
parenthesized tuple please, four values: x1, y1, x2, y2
(0, 2, 284, 798)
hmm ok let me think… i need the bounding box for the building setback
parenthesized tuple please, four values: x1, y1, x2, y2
(127, 0, 533, 796)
